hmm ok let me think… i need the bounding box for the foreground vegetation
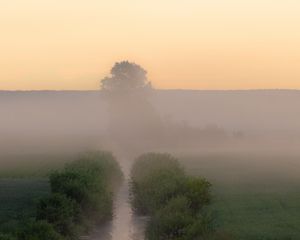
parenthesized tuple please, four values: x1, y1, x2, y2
(2, 151, 300, 239)
(130, 153, 215, 240)
(181, 152, 300, 240)
(0, 179, 50, 236)
(0, 151, 123, 240)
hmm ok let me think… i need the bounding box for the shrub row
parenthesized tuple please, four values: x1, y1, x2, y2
(1, 151, 123, 240)
(130, 153, 214, 240)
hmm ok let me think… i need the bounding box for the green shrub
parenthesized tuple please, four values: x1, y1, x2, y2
(131, 168, 186, 214)
(131, 153, 186, 214)
(130, 152, 214, 240)
(146, 196, 195, 240)
(131, 153, 211, 215)
(65, 151, 123, 190)
(50, 171, 89, 205)
(36, 193, 79, 237)
(50, 151, 122, 225)
(146, 197, 215, 240)
(18, 221, 63, 240)
(183, 176, 212, 211)
(47, 151, 122, 237)
(131, 153, 184, 182)
(0, 233, 17, 240)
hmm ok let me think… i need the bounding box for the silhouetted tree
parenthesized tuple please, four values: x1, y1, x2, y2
(100, 61, 163, 154)
(101, 61, 151, 92)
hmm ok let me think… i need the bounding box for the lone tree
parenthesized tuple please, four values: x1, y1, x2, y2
(101, 61, 151, 92)
(100, 61, 163, 154)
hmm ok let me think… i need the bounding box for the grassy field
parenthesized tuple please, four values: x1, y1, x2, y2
(0, 154, 66, 234)
(179, 152, 300, 240)
(0, 179, 50, 233)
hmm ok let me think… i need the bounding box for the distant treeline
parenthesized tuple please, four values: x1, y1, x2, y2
(0, 151, 123, 240)
(130, 153, 217, 240)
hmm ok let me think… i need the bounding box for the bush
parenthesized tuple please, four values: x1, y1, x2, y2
(131, 168, 186, 214)
(18, 221, 63, 240)
(183, 176, 212, 211)
(147, 196, 216, 240)
(130, 152, 214, 240)
(36, 193, 79, 237)
(131, 153, 186, 214)
(131, 153, 184, 182)
(49, 151, 122, 226)
(146, 196, 195, 240)
(0, 234, 17, 240)
(50, 171, 89, 206)
(30, 151, 123, 239)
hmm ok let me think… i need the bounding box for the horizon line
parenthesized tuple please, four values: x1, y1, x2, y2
(1, 88, 300, 92)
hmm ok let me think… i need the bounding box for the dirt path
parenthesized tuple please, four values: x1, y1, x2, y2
(89, 159, 147, 240)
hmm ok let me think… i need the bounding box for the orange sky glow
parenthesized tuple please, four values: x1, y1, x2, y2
(1, 0, 300, 90)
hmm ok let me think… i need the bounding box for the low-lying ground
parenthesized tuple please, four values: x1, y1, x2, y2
(179, 152, 300, 240)
(0, 154, 68, 234)
(0, 179, 50, 233)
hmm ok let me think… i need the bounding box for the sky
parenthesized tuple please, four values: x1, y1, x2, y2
(0, 0, 300, 90)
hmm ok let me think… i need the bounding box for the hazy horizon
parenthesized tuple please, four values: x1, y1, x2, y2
(1, 88, 300, 92)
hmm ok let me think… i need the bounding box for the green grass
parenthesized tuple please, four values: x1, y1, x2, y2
(0, 179, 50, 233)
(0, 154, 67, 234)
(180, 152, 300, 240)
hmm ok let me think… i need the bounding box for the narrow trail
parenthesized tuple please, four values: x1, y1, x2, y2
(89, 159, 148, 240)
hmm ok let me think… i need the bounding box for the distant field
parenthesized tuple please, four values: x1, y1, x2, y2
(0, 179, 50, 233)
(179, 152, 300, 240)
(0, 154, 74, 178)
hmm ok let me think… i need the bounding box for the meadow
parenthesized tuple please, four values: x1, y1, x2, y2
(0, 179, 50, 234)
(179, 151, 300, 240)
(0, 154, 71, 235)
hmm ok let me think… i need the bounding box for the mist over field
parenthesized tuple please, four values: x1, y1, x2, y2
(1, 64, 300, 240)
(1, 89, 300, 154)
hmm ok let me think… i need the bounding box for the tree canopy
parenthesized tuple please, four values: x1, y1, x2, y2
(101, 61, 151, 92)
